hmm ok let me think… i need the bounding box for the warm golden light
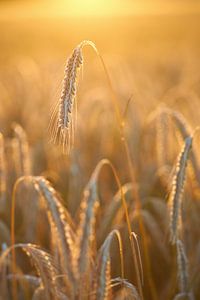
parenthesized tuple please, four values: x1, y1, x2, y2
(66, 0, 116, 16)
(0, 0, 200, 20)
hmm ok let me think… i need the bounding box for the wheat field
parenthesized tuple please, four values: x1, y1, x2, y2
(0, 1, 200, 299)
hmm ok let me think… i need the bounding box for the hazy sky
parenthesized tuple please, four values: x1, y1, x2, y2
(0, 0, 199, 20)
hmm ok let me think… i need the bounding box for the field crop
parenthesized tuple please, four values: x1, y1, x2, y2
(0, 1, 200, 299)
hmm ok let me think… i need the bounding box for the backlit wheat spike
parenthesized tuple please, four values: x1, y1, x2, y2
(150, 106, 200, 185)
(75, 159, 108, 278)
(0, 133, 6, 213)
(168, 136, 193, 244)
(75, 175, 100, 297)
(33, 177, 76, 288)
(95, 230, 124, 300)
(169, 110, 192, 139)
(21, 244, 59, 300)
(160, 108, 199, 180)
(169, 111, 200, 184)
(12, 123, 31, 176)
(148, 106, 192, 138)
(0, 243, 59, 300)
(50, 40, 98, 153)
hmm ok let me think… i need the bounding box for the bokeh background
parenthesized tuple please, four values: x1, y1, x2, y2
(1, 1, 200, 299)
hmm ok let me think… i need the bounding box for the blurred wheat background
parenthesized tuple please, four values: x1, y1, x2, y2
(0, 0, 200, 299)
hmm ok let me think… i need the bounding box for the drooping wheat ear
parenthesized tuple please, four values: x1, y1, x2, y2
(0, 243, 59, 300)
(21, 244, 59, 300)
(12, 123, 31, 176)
(148, 106, 192, 138)
(94, 230, 124, 300)
(168, 136, 193, 244)
(11, 176, 76, 297)
(0, 133, 6, 213)
(75, 159, 107, 295)
(164, 108, 199, 180)
(50, 40, 98, 153)
(33, 177, 76, 289)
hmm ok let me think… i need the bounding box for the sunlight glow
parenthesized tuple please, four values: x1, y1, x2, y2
(66, 0, 119, 16)
(64, 0, 143, 16)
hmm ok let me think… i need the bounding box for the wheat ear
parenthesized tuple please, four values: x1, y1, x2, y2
(49, 40, 98, 153)
(30, 177, 76, 297)
(168, 136, 192, 244)
(0, 244, 59, 300)
(95, 230, 124, 300)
